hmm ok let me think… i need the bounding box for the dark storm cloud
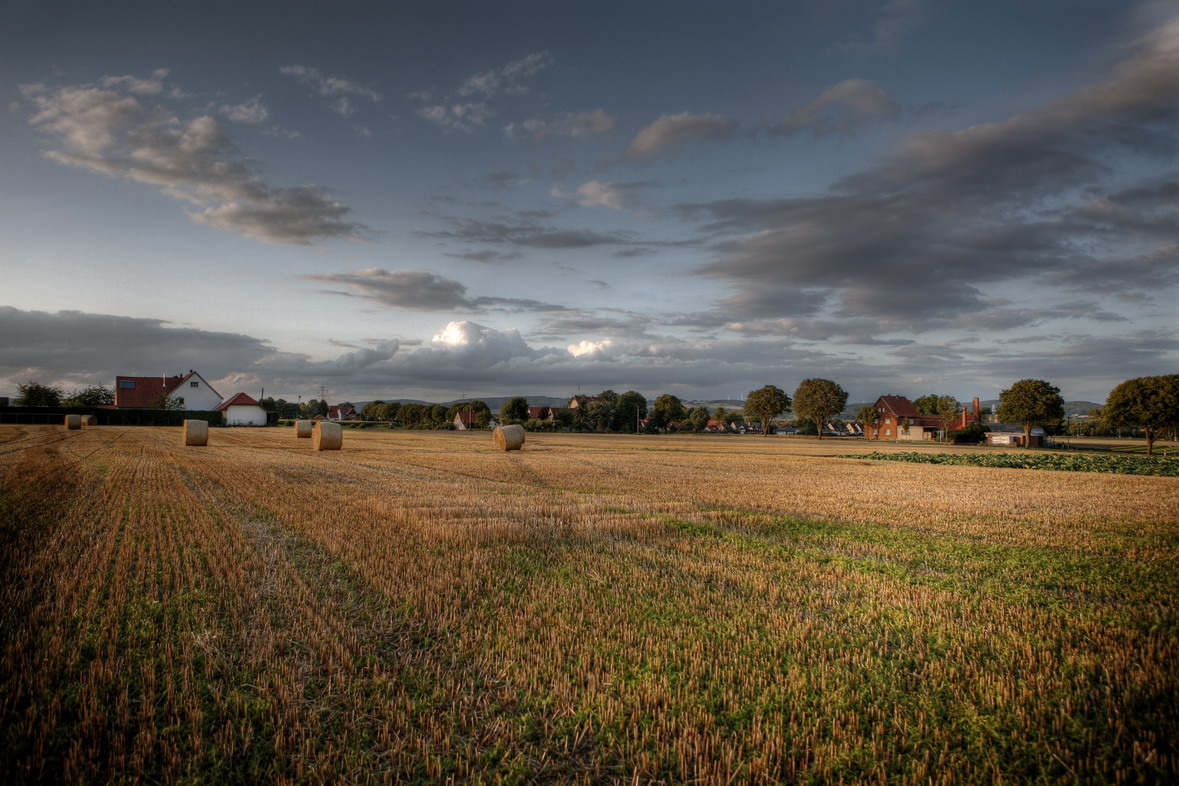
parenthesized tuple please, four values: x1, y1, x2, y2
(419, 217, 638, 249)
(0, 307, 400, 393)
(683, 13, 1179, 329)
(444, 249, 523, 264)
(307, 269, 568, 313)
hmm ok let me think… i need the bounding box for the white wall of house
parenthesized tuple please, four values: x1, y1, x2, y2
(175, 373, 223, 411)
(223, 404, 268, 426)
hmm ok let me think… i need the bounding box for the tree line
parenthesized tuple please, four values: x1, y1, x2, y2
(11, 375, 1177, 454)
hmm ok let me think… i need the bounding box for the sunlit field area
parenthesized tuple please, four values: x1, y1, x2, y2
(2, 425, 1176, 783)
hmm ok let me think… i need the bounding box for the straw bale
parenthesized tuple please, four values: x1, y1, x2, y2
(183, 419, 209, 446)
(493, 424, 525, 451)
(313, 421, 343, 451)
(295, 420, 313, 438)
(64, 414, 81, 430)
(80, 415, 97, 426)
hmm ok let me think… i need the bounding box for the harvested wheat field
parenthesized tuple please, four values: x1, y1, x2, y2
(1, 424, 1176, 784)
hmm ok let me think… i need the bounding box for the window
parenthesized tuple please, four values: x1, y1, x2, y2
(884, 428, 891, 436)
(884, 417, 891, 424)
(190, 381, 199, 388)
(119, 380, 135, 389)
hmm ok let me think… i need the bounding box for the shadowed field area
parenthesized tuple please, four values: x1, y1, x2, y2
(2, 425, 1176, 783)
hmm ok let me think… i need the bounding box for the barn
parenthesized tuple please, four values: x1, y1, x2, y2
(216, 393, 268, 426)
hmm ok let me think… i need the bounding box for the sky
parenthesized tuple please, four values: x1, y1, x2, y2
(2, 0, 1177, 405)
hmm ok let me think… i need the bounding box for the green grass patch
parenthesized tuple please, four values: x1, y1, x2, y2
(846, 451, 1179, 476)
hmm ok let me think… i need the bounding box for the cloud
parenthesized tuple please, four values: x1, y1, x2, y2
(773, 79, 901, 136)
(549, 180, 652, 210)
(307, 269, 568, 313)
(188, 187, 365, 244)
(280, 65, 381, 116)
(680, 10, 1179, 328)
(419, 216, 640, 249)
(217, 97, 269, 124)
(0, 306, 401, 396)
(838, 0, 931, 56)
(625, 112, 739, 160)
(21, 77, 367, 245)
(413, 52, 553, 135)
(3, 306, 1156, 403)
(456, 51, 553, 97)
(417, 102, 493, 133)
(444, 249, 523, 264)
(99, 68, 170, 95)
(503, 109, 618, 140)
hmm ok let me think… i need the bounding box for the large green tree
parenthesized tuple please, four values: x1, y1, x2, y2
(793, 378, 848, 440)
(934, 395, 963, 441)
(913, 394, 940, 415)
(64, 385, 114, 408)
(615, 391, 648, 433)
(997, 379, 1064, 446)
(651, 394, 687, 432)
(1104, 374, 1179, 456)
(687, 406, 710, 433)
(856, 406, 879, 437)
(361, 400, 386, 420)
(744, 385, 792, 436)
(15, 382, 63, 407)
(148, 392, 185, 411)
(585, 400, 615, 432)
(398, 403, 425, 428)
(499, 397, 529, 424)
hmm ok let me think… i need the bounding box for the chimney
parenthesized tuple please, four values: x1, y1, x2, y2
(972, 397, 980, 422)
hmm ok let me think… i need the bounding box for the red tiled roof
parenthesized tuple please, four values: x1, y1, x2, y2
(875, 395, 920, 418)
(215, 392, 260, 411)
(115, 375, 183, 408)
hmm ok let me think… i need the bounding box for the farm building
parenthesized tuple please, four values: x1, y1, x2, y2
(216, 393, 268, 426)
(114, 370, 222, 410)
(453, 411, 498, 430)
(327, 404, 359, 421)
(986, 426, 1045, 447)
(865, 396, 941, 440)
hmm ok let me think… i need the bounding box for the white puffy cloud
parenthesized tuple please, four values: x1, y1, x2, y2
(217, 97, 270, 124)
(625, 112, 739, 160)
(567, 339, 617, 358)
(21, 77, 366, 245)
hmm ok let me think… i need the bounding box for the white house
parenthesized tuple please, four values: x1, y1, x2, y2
(216, 392, 268, 426)
(114, 370, 222, 410)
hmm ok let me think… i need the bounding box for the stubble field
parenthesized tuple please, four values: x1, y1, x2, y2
(1, 424, 1176, 784)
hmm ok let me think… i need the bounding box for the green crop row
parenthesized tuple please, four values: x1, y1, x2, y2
(847, 451, 1179, 476)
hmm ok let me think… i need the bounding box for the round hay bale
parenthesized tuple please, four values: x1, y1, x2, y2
(493, 424, 525, 451)
(80, 415, 97, 426)
(295, 420, 314, 438)
(312, 421, 343, 451)
(64, 414, 81, 430)
(183, 419, 209, 446)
